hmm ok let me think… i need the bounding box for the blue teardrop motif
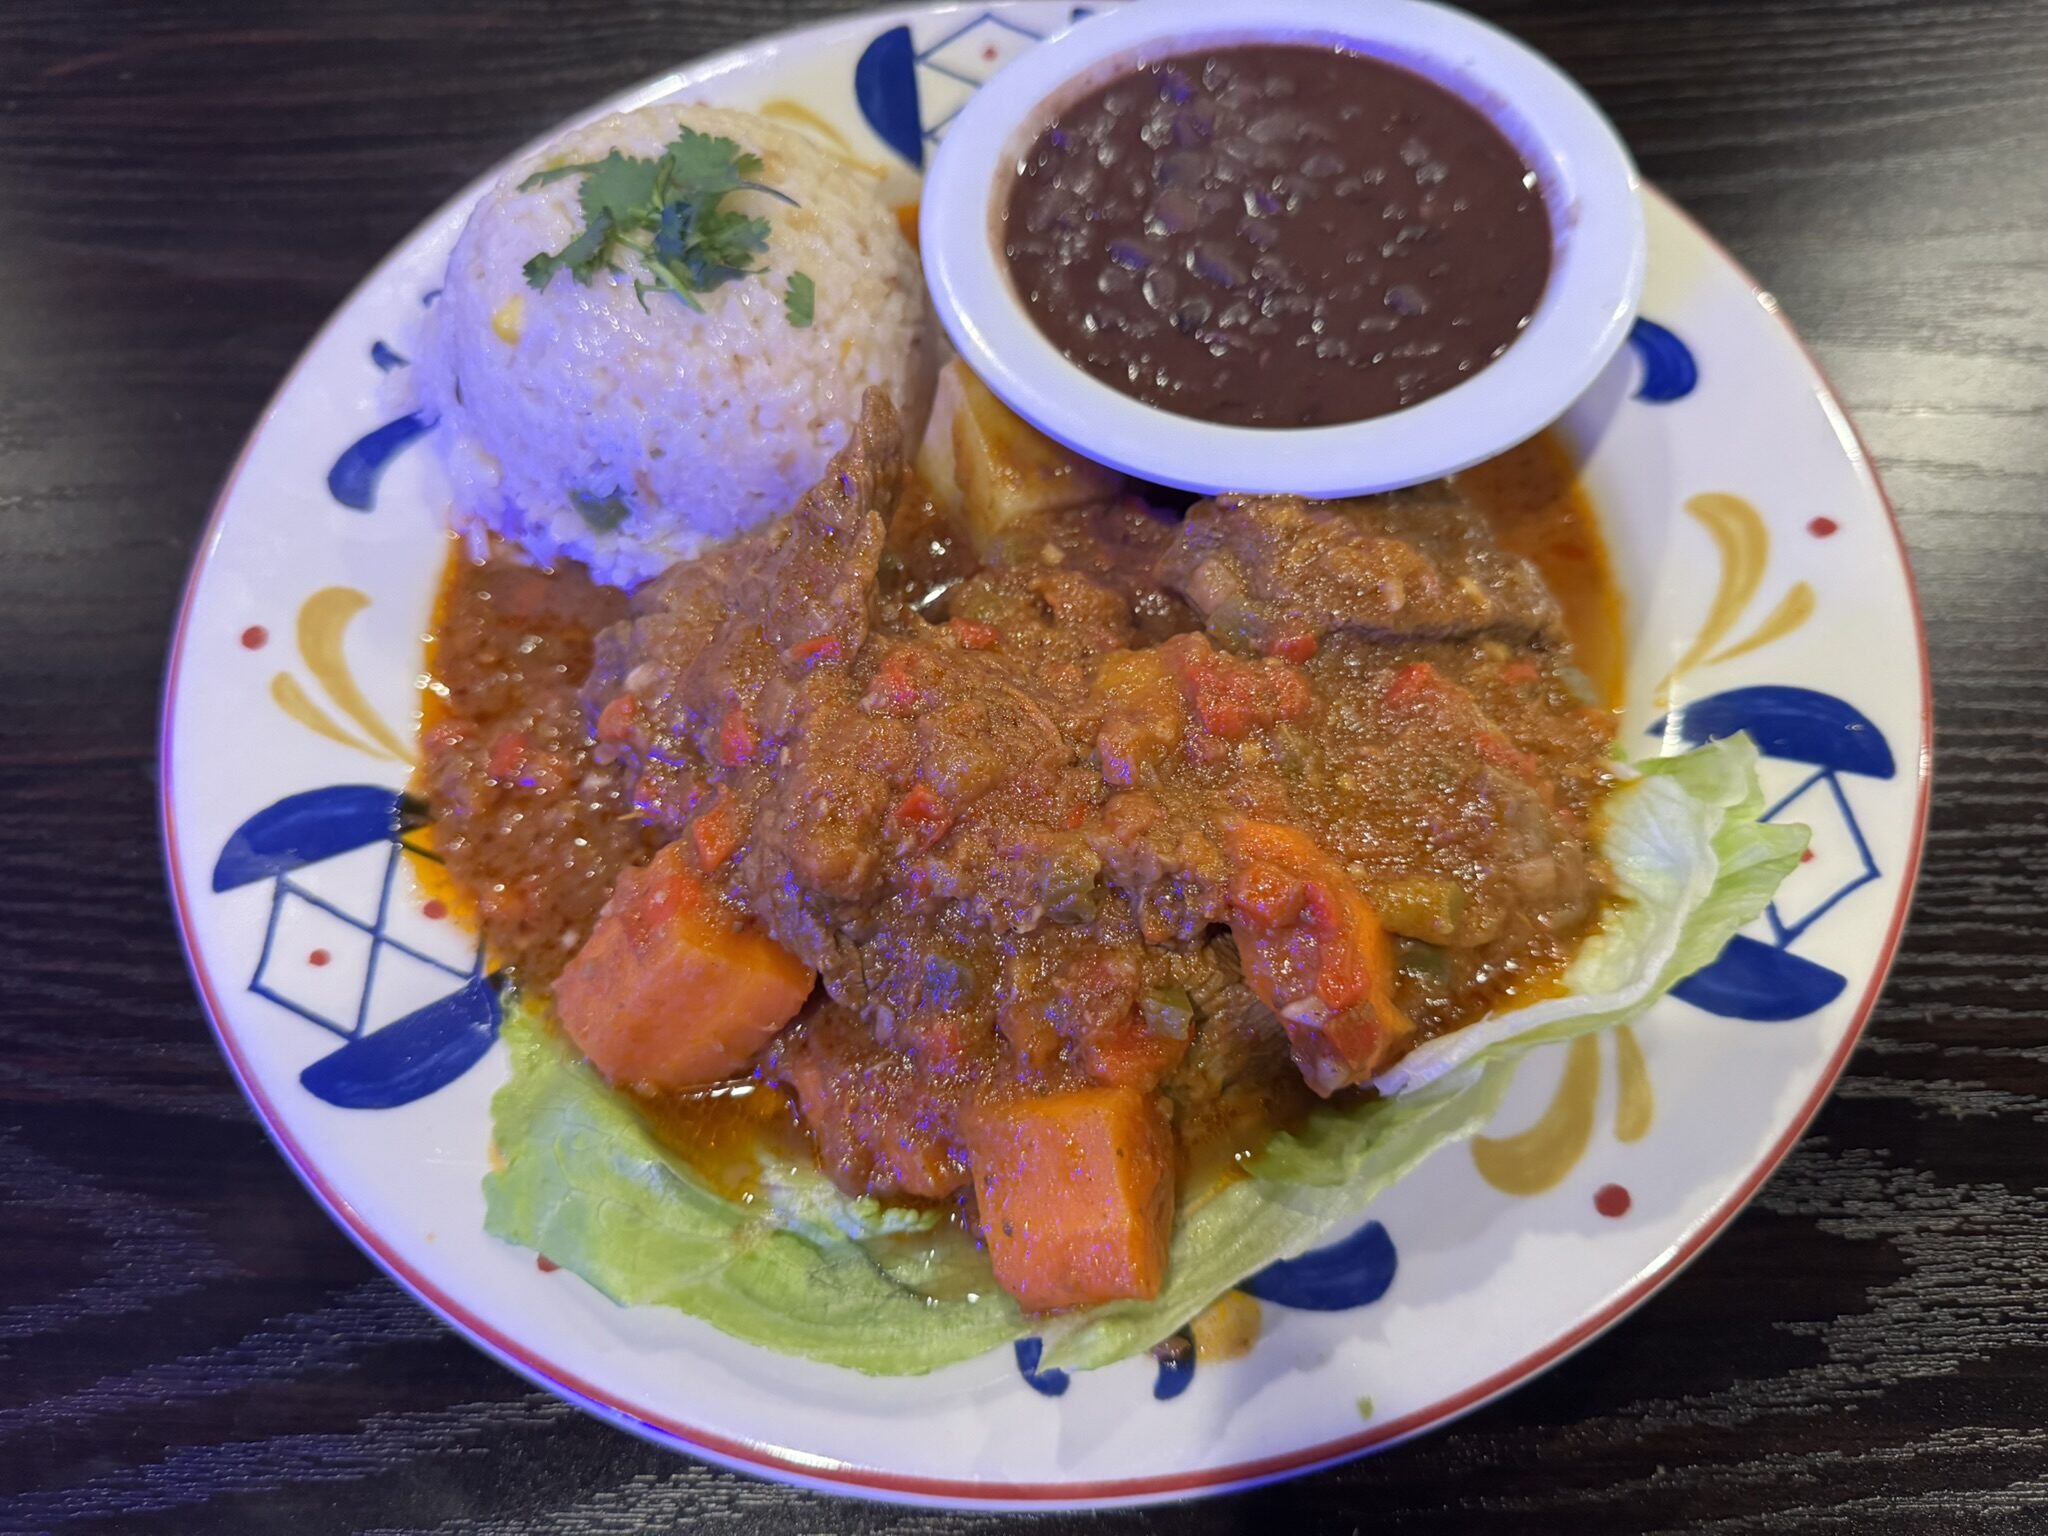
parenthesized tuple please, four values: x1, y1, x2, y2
(1627, 318, 1698, 402)
(299, 974, 502, 1109)
(328, 411, 435, 512)
(1242, 1220, 1398, 1311)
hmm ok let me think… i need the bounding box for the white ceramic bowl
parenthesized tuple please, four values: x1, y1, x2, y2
(920, 0, 1647, 496)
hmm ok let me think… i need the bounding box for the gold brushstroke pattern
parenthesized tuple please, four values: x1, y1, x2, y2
(1655, 492, 1768, 706)
(1189, 1290, 1262, 1362)
(757, 98, 887, 174)
(1471, 1035, 1602, 1196)
(1614, 1025, 1654, 1143)
(270, 672, 377, 756)
(298, 586, 410, 760)
(1708, 580, 1816, 666)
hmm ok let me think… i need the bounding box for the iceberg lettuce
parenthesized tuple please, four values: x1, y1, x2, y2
(482, 736, 1804, 1375)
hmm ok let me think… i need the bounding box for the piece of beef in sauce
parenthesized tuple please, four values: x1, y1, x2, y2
(1157, 486, 1563, 657)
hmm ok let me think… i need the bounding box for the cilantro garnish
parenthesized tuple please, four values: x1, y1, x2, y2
(520, 128, 801, 315)
(785, 270, 815, 328)
(569, 489, 631, 531)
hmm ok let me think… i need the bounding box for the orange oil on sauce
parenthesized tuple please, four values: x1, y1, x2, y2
(630, 1078, 815, 1205)
(1456, 429, 1626, 709)
(406, 538, 483, 937)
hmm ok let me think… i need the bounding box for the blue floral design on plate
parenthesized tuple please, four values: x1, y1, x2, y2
(856, 8, 1094, 166)
(1653, 686, 1894, 1020)
(215, 784, 499, 1108)
(1012, 1222, 1400, 1400)
(328, 411, 435, 512)
(1627, 318, 1699, 403)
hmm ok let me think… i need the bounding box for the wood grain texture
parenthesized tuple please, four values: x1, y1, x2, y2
(2, 0, 2044, 1530)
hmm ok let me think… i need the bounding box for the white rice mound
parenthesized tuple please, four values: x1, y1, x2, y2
(417, 104, 934, 588)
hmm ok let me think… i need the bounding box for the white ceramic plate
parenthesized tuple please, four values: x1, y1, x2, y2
(161, 2, 1930, 1510)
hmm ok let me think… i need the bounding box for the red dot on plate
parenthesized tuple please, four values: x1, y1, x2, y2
(423, 900, 448, 921)
(308, 949, 331, 967)
(241, 625, 269, 650)
(1800, 848, 1816, 864)
(1594, 1183, 1632, 1218)
(1808, 516, 1839, 538)
(536, 1255, 560, 1273)
(983, 43, 998, 59)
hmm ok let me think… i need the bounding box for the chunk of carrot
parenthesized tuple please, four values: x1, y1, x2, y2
(1223, 820, 1413, 1095)
(553, 843, 814, 1091)
(965, 1087, 1175, 1312)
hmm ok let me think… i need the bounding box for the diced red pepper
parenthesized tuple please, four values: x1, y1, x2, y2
(595, 693, 639, 745)
(1271, 665, 1312, 720)
(950, 618, 1001, 651)
(1499, 659, 1540, 686)
(690, 791, 744, 871)
(1475, 731, 1543, 781)
(1077, 1011, 1187, 1092)
(715, 703, 759, 768)
(1266, 627, 1319, 664)
(1173, 642, 1258, 737)
(487, 730, 529, 782)
(888, 782, 954, 850)
(1296, 880, 1371, 1010)
(1383, 661, 1440, 709)
(863, 645, 933, 717)
(787, 634, 842, 669)
(1161, 633, 1311, 740)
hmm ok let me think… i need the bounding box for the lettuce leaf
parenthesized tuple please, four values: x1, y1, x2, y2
(483, 736, 1802, 1375)
(484, 1003, 1029, 1374)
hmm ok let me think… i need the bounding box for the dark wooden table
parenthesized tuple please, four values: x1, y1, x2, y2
(5, 1, 2045, 1530)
